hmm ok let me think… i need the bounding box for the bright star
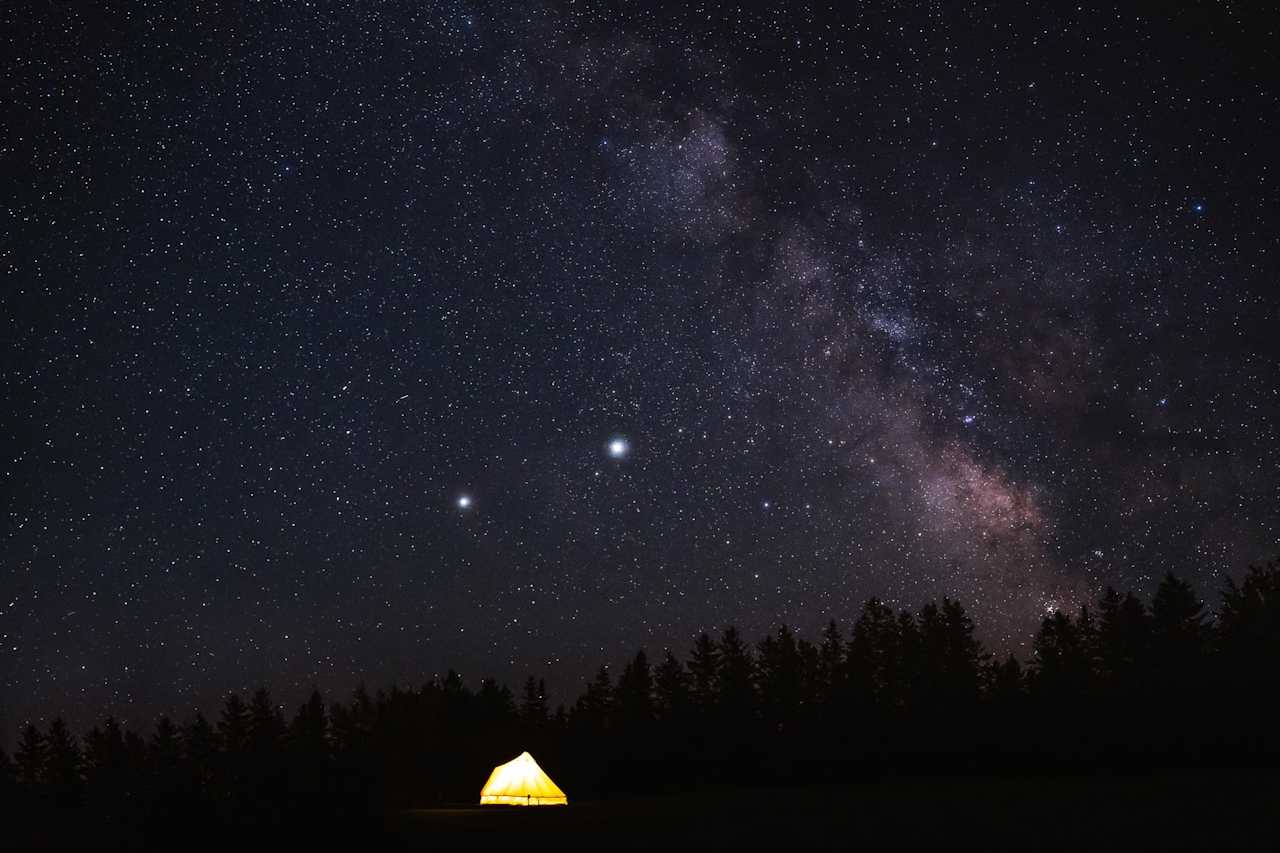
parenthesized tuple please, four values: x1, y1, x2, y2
(607, 437, 629, 458)
(456, 494, 472, 510)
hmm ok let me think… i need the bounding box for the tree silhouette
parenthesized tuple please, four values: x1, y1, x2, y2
(918, 599, 985, 707)
(15, 723, 44, 788)
(83, 717, 127, 812)
(1217, 560, 1280, 685)
(891, 609, 922, 711)
(181, 712, 218, 800)
(796, 636, 820, 724)
(757, 625, 802, 730)
(817, 620, 846, 718)
(249, 688, 286, 752)
(149, 714, 183, 811)
(1031, 609, 1093, 698)
(331, 684, 374, 759)
(520, 677, 549, 727)
(985, 654, 1025, 703)
(1096, 587, 1150, 693)
(218, 693, 250, 756)
(848, 598, 898, 710)
(616, 650, 654, 727)
(476, 678, 516, 726)
(575, 665, 615, 731)
(1150, 572, 1209, 688)
(0, 747, 13, 795)
(43, 718, 82, 807)
(8, 561, 1280, 841)
(716, 626, 755, 723)
(688, 633, 719, 718)
(290, 691, 328, 758)
(653, 649, 691, 722)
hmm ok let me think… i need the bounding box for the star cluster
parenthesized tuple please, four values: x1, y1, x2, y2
(2, 1, 1277, 734)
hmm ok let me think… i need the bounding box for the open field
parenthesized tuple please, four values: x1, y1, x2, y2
(388, 772, 1280, 852)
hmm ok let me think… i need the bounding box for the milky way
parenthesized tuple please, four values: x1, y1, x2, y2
(3, 2, 1277, 735)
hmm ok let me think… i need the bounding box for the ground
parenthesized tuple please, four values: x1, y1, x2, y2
(387, 772, 1280, 852)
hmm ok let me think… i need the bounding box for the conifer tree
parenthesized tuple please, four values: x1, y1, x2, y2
(616, 650, 654, 726)
(654, 649, 691, 722)
(985, 654, 1025, 703)
(181, 712, 218, 797)
(248, 687, 286, 754)
(43, 717, 82, 805)
(1217, 560, 1280, 683)
(716, 626, 755, 720)
(756, 626, 801, 728)
(575, 666, 615, 730)
(1150, 572, 1209, 686)
(1097, 587, 1150, 691)
(15, 723, 44, 788)
(688, 633, 719, 718)
(520, 677, 549, 726)
(290, 690, 329, 759)
(849, 599, 897, 708)
(150, 715, 182, 783)
(218, 693, 250, 756)
(817, 620, 846, 713)
(82, 717, 126, 805)
(1031, 610, 1091, 697)
(0, 747, 13, 793)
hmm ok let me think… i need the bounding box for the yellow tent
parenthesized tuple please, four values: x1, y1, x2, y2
(479, 751, 568, 805)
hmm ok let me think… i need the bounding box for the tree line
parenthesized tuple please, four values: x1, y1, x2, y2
(3, 561, 1278, 837)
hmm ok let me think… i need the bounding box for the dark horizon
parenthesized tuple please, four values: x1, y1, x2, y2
(5, 560, 1276, 750)
(5, 561, 1279, 851)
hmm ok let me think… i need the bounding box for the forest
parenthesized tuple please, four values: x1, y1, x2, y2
(4, 561, 1279, 842)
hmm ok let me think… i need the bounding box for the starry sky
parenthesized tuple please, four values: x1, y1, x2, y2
(3, 1, 1278, 735)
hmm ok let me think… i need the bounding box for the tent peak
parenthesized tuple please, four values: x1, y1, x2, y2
(480, 750, 567, 806)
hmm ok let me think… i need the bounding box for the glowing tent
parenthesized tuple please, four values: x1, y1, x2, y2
(479, 751, 568, 805)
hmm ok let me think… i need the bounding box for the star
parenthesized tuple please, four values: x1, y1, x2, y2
(607, 437, 629, 459)
(456, 494, 472, 510)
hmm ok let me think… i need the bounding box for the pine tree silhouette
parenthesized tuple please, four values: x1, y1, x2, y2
(520, 677, 549, 727)
(43, 717, 82, 807)
(688, 633, 719, 719)
(8, 560, 1280, 839)
(985, 654, 1025, 703)
(575, 665, 615, 731)
(0, 747, 13, 795)
(716, 626, 756, 722)
(817, 620, 846, 718)
(83, 717, 126, 812)
(182, 712, 218, 801)
(1150, 572, 1209, 688)
(654, 649, 691, 722)
(757, 625, 802, 730)
(1217, 560, 1280, 685)
(617, 650, 654, 727)
(1097, 587, 1150, 693)
(15, 723, 44, 789)
(1031, 609, 1095, 699)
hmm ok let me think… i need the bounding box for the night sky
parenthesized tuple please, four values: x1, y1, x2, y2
(4, 2, 1278, 736)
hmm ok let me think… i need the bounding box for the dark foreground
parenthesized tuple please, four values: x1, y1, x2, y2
(388, 772, 1279, 852)
(7, 771, 1277, 851)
